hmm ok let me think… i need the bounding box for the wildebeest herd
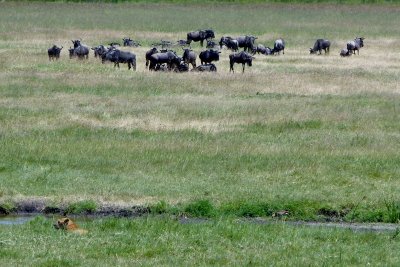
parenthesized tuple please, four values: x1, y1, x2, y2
(48, 29, 365, 73)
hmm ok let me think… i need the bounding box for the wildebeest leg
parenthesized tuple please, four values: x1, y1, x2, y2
(200, 40, 204, 47)
(230, 63, 234, 73)
(242, 63, 245, 73)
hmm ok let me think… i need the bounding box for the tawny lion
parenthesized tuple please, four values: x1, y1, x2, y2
(54, 217, 88, 235)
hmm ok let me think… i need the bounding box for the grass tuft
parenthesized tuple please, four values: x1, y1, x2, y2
(184, 199, 216, 218)
(65, 200, 97, 214)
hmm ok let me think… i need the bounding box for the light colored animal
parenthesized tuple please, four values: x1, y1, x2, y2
(54, 217, 88, 235)
(347, 37, 364, 55)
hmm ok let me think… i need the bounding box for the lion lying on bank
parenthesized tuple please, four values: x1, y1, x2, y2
(54, 217, 88, 235)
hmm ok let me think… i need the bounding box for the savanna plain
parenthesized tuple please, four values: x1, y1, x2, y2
(0, 2, 400, 266)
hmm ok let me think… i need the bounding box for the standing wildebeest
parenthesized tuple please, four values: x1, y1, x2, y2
(272, 38, 285, 55)
(236, 35, 257, 52)
(182, 48, 197, 69)
(47, 45, 63, 60)
(102, 49, 136, 70)
(310, 39, 331, 54)
(68, 47, 75, 59)
(219, 36, 239, 51)
(148, 51, 181, 71)
(71, 40, 89, 59)
(186, 29, 215, 47)
(122, 37, 140, 47)
(229, 51, 254, 73)
(191, 63, 217, 72)
(347, 37, 364, 55)
(199, 49, 220, 65)
(145, 47, 159, 67)
(91, 45, 107, 58)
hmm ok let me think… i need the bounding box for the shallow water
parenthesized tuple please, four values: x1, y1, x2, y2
(0, 215, 36, 225)
(1, 214, 398, 232)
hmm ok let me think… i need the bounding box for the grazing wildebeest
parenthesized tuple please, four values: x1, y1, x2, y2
(219, 36, 239, 51)
(191, 63, 217, 72)
(47, 45, 63, 61)
(272, 38, 285, 55)
(236, 35, 257, 52)
(229, 51, 254, 73)
(145, 47, 159, 67)
(182, 48, 197, 69)
(253, 44, 273, 55)
(310, 39, 331, 54)
(340, 49, 351, 57)
(199, 49, 220, 65)
(176, 39, 188, 47)
(71, 40, 89, 59)
(174, 62, 189, 72)
(206, 40, 217, 49)
(102, 49, 136, 70)
(186, 29, 215, 47)
(91, 45, 107, 58)
(347, 37, 364, 55)
(148, 51, 181, 71)
(122, 38, 140, 47)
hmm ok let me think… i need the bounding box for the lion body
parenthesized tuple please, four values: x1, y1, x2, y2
(54, 217, 88, 235)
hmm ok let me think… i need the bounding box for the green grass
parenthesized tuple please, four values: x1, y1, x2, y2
(0, 1, 399, 219)
(0, 1, 400, 264)
(1, 216, 400, 266)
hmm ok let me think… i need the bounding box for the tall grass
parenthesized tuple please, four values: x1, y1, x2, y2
(1, 216, 400, 266)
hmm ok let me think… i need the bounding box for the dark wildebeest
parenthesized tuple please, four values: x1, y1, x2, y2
(206, 40, 217, 49)
(174, 62, 189, 72)
(186, 29, 215, 47)
(347, 37, 364, 55)
(176, 40, 188, 47)
(191, 63, 217, 72)
(68, 47, 75, 59)
(145, 47, 159, 67)
(122, 38, 140, 47)
(219, 36, 239, 51)
(91, 45, 107, 58)
(148, 51, 181, 71)
(47, 45, 63, 61)
(253, 44, 272, 55)
(229, 51, 254, 73)
(272, 38, 285, 55)
(182, 48, 197, 69)
(71, 40, 89, 59)
(236, 35, 257, 52)
(102, 49, 136, 70)
(340, 49, 351, 57)
(310, 39, 331, 54)
(199, 49, 220, 65)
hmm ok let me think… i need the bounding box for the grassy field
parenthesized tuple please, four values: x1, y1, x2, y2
(0, 1, 400, 264)
(0, 216, 400, 266)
